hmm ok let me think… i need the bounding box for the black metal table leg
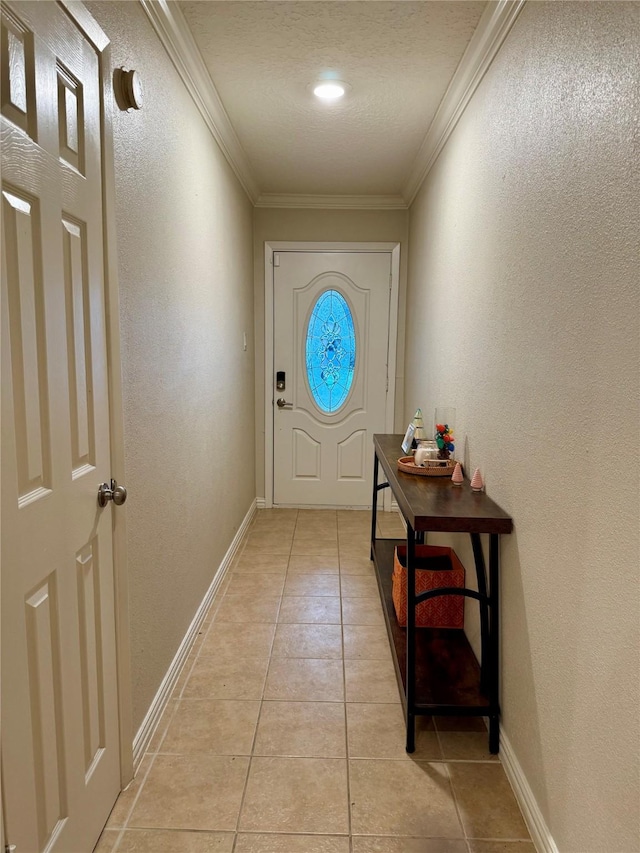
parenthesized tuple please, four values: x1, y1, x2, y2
(488, 533, 500, 754)
(470, 532, 490, 695)
(405, 523, 416, 753)
(489, 714, 500, 753)
(370, 453, 379, 559)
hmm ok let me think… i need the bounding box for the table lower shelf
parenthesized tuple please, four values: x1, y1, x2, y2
(372, 538, 489, 713)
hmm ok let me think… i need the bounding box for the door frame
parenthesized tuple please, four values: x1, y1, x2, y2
(264, 241, 400, 509)
(59, 0, 134, 787)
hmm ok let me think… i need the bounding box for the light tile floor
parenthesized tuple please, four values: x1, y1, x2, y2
(96, 510, 533, 853)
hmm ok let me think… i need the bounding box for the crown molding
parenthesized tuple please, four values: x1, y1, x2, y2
(141, 0, 524, 209)
(403, 0, 527, 205)
(255, 193, 408, 210)
(139, 0, 260, 203)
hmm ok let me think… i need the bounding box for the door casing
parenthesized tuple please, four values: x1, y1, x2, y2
(264, 241, 400, 509)
(59, 0, 133, 791)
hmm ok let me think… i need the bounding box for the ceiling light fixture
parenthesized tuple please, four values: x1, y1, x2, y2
(313, 81, 346, 102)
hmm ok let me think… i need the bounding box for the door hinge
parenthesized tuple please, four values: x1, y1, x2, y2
(273, 253, 280, 267)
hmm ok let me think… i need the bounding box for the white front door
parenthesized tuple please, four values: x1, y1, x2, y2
(273, 250, 394, 507)
(1, 3, 122, 851)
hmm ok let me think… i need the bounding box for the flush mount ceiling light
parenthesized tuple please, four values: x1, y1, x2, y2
(313, 81, 346, 102)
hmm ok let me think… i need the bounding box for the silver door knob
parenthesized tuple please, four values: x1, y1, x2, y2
(276, 398, 293, 409)
(98, 479, 128, 507)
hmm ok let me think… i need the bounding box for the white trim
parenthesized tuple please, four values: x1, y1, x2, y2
(500, 726, 559, 853)
(60, 1, 136, 789)
(139, 0, 259, 203)
(265, 241, 400, 254)
(276, 503, 404, 512)
(403, 0, 527, 204)
(381, 245, 401, 512)
(264, 243, 275, 509)
(256, 194, 407, 210)
(61, 1, 109, 50)
(386, 245, 400, 437)
(264, 241, 400, 509)
(138, 1, 523, 209)
(275, 503, 375, 511)
(391, 499, 404, 519)
(99, 38, 135, 789)
(132, 499, 257, 768)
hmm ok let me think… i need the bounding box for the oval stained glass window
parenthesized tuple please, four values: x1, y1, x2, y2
(305, 289, 356, 413)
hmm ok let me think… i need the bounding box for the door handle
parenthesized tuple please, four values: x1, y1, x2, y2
(276, 398, 293, 409)
(98, 478, 128, 507)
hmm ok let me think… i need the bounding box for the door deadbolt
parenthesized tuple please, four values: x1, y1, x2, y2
(276, 370, 285, 391)
(98, 479, 128, 507)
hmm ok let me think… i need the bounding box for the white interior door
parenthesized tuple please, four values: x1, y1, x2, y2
(273, 251, 393, 507)
(1, 2, 122, 851)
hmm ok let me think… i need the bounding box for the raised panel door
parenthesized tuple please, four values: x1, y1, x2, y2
(273, 251, 392, 507)
(1, 3, 121, 851)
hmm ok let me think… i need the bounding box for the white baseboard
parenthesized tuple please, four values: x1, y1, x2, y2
(256, 499, 398, 513)
(499, 725, 559, 853)
(132, 498, 258, 768)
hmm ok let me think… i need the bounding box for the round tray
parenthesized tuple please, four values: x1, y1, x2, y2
(397, 456, 458, 477)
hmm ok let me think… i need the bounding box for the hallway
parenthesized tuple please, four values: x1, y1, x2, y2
(1, 0, 637, 848)
(96, 509, 532, 853)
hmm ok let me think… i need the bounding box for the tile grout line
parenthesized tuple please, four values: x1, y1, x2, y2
(467, 835, 536, 843)
(438, 739, 471, 849)
(111, 751, 159, 843)
(231, 517, 291, 853)
(293, 506, 341, 852)
(203, 510, 284, 852)
(109, 827, 125, 852)
(338, 524, 355, 853)
(112, 535, 251, 847)
(171, 576, 227, 701)
(145, 695, 180, 757)
(163, 548, 238, 708)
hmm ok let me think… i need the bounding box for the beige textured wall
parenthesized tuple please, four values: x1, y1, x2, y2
(88, 2, 255, 730)
(405, 3, 639, 850)
(253, 207, 409, 499)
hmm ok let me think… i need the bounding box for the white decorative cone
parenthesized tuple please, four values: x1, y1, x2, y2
(470, 468, 484, 491)
(452, 462, 464, 486)
(412, 408, 426, 442)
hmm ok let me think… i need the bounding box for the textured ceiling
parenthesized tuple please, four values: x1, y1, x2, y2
(178, 1, 486, 197)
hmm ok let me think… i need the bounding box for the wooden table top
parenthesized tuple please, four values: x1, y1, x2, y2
(374, 434, 513, 535)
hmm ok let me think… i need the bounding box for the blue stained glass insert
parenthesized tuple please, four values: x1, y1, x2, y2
(305, 289, 356, 413)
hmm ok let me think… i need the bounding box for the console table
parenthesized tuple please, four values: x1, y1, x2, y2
(370, 434, 513, 754)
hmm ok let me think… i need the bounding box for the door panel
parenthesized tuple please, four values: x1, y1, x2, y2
(3, 188, 52, 503)
(293, 428, 321, 479)
(337, 429, 367, 480)
(1, 3, 121, 851)
(273, 252, 392, 507)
